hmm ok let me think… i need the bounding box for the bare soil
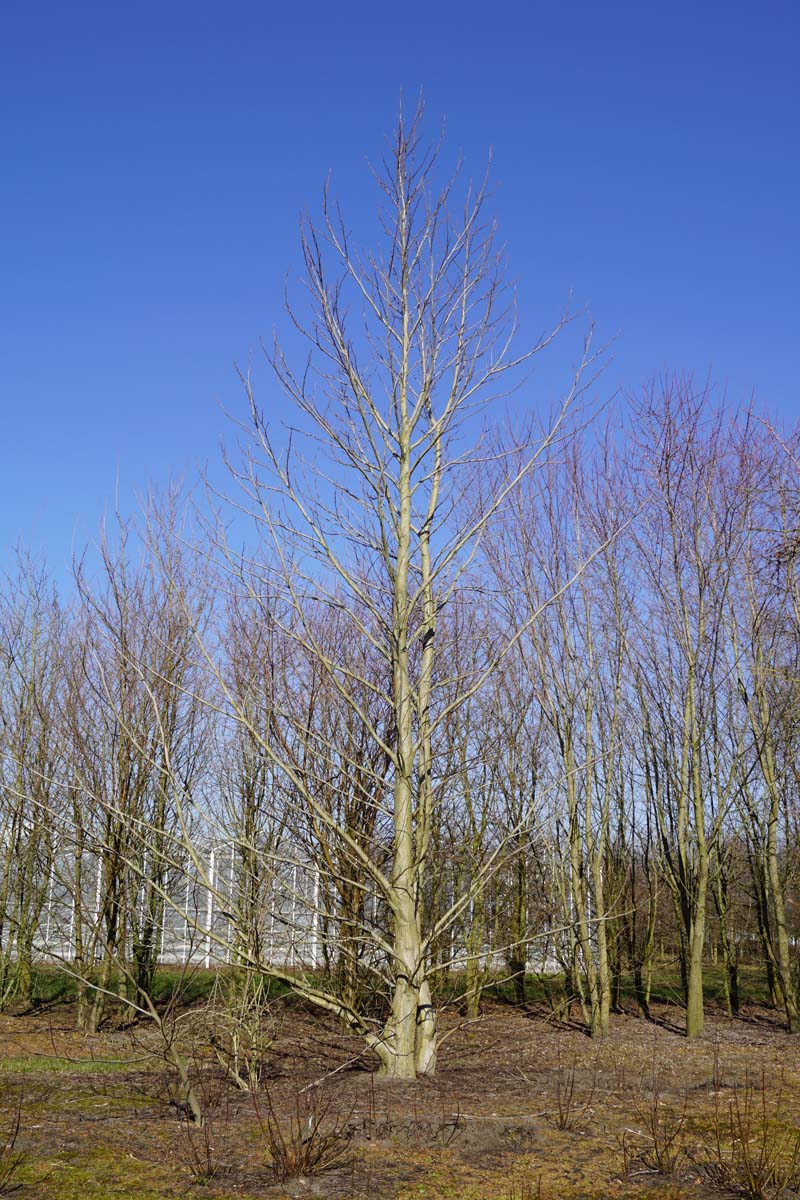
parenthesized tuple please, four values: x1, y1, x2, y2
(2, 994, 800, 1200)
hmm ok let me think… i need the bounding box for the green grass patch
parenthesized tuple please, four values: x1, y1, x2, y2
(19, 1147, 243, 1200)
(0, 1054, 134, 1075)
(482, 960, 779, 1013)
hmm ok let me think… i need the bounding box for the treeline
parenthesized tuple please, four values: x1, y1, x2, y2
(1, 385, 797, 1041)
(1, 111, 798, 1079)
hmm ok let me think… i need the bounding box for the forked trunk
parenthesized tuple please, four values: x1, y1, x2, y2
(378, 975, 437, 1079)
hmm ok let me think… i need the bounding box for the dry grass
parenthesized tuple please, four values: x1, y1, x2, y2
(700, 1070, 800, 1198)
(1, 990, 800, 1198)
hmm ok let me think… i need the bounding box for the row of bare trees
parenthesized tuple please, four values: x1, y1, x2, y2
(1, 384, 797, 1049)
(1, 109, 798, 1080)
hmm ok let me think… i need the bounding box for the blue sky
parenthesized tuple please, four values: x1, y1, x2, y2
(2, 0, 798, 581)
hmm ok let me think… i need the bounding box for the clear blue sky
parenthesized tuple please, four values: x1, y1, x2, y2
(2, 0, 798, 579)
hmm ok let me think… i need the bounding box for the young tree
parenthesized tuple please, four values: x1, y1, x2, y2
(630, 379, 745, 1038)
(62, 513, 209, 1030)
(0, 557, 62, 1009)
(727, 424, 800, 1030)
(205, 102, 597, 1078)
(490, 434, 627, 1037)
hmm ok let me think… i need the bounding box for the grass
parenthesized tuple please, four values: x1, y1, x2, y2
(15, 1147, 233, 1200)
(24, 958, 777, 1024)
(23, 963, 302, 1012)
(1, 961, 796, 1199)
(0, 1055, 133, 1075)
(483, 960, 776, 1013)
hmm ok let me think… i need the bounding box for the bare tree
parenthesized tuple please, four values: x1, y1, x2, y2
(0, 555, 62, 1009)
(630, 379, 746, 1038)
(726, 423, 800, 1030)
(490, 432, 628, 1036)
(213, 580, 289, 969)
(62, 510, 209, 1030)
(200, 101, 596, 1078)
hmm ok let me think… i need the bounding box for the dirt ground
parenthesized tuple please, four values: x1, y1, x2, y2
(2, 993, 800, 1200)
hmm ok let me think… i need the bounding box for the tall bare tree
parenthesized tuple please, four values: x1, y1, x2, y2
(630, 380, 745, 1037)
(204, 102, 596, 1078)
(63, 511, 208, 1029)
(726, 424, 800, 1029)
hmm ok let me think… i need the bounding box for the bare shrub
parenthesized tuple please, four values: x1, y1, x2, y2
(254, 1086, 355, 1181)
(207, 970, 277, 1093)
(180, 1113, 222, 1187)
(620, 1063, 690, 1179)
(0, 1092, 26, 1196)
(701, 1070, 800, 1199)
(504, 1177, 548, 1200)
(176, 1059, 235, 1185)
(546, 1048, 596, 1131)
(624, 1095, 689, 1178)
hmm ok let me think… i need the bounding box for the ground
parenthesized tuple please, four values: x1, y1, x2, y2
(1, 980, 800, 1199)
